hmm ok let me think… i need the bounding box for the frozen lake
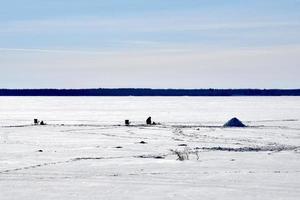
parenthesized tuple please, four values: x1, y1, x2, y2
(0, 97, 300, 200)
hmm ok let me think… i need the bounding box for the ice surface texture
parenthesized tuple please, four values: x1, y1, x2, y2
(0, 97, 300, 200)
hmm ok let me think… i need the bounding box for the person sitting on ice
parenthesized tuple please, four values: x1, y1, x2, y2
(146, 117, 152, 125)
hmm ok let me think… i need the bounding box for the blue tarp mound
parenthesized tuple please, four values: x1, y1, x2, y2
(224, 117, 246, 127)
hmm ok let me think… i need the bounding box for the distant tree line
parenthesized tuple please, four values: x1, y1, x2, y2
(0, 89, 299, 96)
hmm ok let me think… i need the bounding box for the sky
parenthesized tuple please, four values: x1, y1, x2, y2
(0, 0, 300, 89)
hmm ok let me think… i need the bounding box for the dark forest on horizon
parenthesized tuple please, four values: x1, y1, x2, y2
(0, 89, 300, 96)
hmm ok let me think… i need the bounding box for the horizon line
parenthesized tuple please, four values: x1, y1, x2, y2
(1, 88, 300, 90)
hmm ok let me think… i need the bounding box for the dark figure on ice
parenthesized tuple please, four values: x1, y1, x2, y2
(34, 119, 39, 125)
(146, 117, 152, 125)
(125, 119, 130, 126)
(40, 121, 46, 125)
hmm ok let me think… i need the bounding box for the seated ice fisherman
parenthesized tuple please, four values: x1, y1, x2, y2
(146, 117, 152, 125)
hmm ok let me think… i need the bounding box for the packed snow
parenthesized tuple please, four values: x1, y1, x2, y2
(0, 97, 300, 200)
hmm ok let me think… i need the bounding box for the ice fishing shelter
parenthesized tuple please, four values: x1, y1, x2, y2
(223, 117, 246, 127)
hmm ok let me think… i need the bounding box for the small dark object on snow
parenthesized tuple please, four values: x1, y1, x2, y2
(37, 150, 43, 152)
(115, 146, 123, 149)
(140, 141, 147, 144)
(223, 117, 246, 127)
(137, 155, 165, 159)
(125, 120, 130, 126)
(34, 119, 39, 125)
(146, 117, 152, 125)
(40, 121, 46, 125)
(154, 156, 165, 159)
(178, 144, 188, 147)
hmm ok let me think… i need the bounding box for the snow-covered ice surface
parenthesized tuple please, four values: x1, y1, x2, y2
(0, 97, 300, 200)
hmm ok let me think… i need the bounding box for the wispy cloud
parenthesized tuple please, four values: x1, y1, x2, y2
(1, 17, 299, 34)
(0, 47, 115, 55)
(1, 45, 300, 68)
(1, 45, 299, 88)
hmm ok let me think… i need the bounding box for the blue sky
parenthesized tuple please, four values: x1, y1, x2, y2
(0, 0, 300, 88)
